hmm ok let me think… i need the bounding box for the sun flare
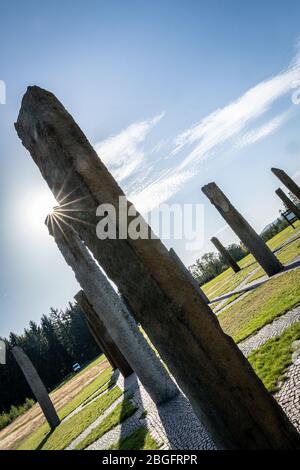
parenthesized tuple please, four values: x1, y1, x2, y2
(19, 187, 57, 233)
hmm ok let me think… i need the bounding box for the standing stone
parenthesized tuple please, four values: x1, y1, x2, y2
(202, 183, 283, 277)
(275, 188, 300, 221)
(271, 168, 300, 201)
(169, 248, 209, 303)
(211, 237, 241, 273)
(16, 86, 300, 449)
(12, 346, 60, 429)
(46, 215, 178, 405)
(75, 290, 133, 377)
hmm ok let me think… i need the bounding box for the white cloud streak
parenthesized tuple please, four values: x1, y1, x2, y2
(94, 113, 164, 183)
(94, 51, 300, 215)
(236, 110, 291, 148)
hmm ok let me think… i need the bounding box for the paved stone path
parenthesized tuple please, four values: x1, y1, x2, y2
(275, 363, 300, 433)
(86, 373, 215, 451)
(238, 305, 300, 357)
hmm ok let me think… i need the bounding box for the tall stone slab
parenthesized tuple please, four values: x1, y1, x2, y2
(272, 168, 300, 201)
(12, 346, 60, 429)
(275, 188, 300, 221)
(211, 237, 241, 273)
(202, 183, 283, 277)
(15, 86, 300, 449)
(169, 248, 209, 303)
(47, 215, 178, 405)
(75, 290, 133, 377)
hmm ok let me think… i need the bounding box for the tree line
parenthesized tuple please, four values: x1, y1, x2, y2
(0, 302, 100, 413)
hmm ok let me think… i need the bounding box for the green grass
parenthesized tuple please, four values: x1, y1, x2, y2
(75, 398, 137, 450)
(204, 264, 256, 300)
(110, 426, 160, 450)
(56, 365, 113, 420)
(266, 220, 300, 251)
(18, 366, 114, 450)
(277, 237, 300, 265)
(246, 237, 300, 284)
(20, 385, 122, 450)
(249, 321, 300, 393)
(201, 223, 300, 300)
(0, 398, 35, 431)
(218, 269, 300, 343)
(214, 292, 243, 312)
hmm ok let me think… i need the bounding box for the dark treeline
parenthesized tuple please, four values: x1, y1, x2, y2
(0, 302, 100, 413)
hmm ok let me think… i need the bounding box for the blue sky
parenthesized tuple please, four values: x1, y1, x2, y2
(1, 0, 300, 337)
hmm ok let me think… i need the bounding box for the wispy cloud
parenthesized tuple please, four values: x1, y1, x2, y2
(94, 113, 164, 183)
(173, 56, 300, 171)
(94, 50, 300, 215)
(236, 110, 291, 148)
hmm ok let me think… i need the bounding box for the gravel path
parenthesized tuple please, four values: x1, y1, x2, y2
(238, 305, 300, 357)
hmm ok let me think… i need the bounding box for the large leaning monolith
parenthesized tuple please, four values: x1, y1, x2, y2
(202, 183, 283, 277)
(271, 168, 300, 201)
(75, 290, 133, 377)
(12, 346, 60, 429)
(211, 237, 241, 273)
(46, 214, 178, 405)
(275, 188, 300, 221)
(15, 86, 300, 449)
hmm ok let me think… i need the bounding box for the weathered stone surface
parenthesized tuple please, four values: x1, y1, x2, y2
(275, 188, 300, 221)
(169, 248, 209, 303)
(202, 183, 283, 277)
(12, 346, 60, 429)
(16, 86, 300, 449)
(75, 290, 133, 376)
(211, 237, 241, 273)
(272, 168, 300, 201)
(47, 216, 178, 405)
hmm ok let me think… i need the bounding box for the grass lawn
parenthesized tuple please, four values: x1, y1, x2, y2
(18, 366, 115, 450)
(203, 264, 256, 300)
(218, 269, 300, 343)
(75, 397, 137, 450)
(246, 237, 300, 284)
(213, 292, 243, 312)
(249, 321, 300, 393)
(110, 426, 160, 450)
(201, 222, 300, 300)
(20, 385, 122, 450)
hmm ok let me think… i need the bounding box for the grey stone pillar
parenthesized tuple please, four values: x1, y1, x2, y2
(16, 86, 300, 449)
(211, 237, 241, 273)
(46, 215, 178, 405)
(202, 183, 282, 277)
(169, 248, 209, 303)
(75, 290, 133, 377)
(275, 188, 300, 221)
(12, 346, 60, 429)
(272, 168, 300, 201)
